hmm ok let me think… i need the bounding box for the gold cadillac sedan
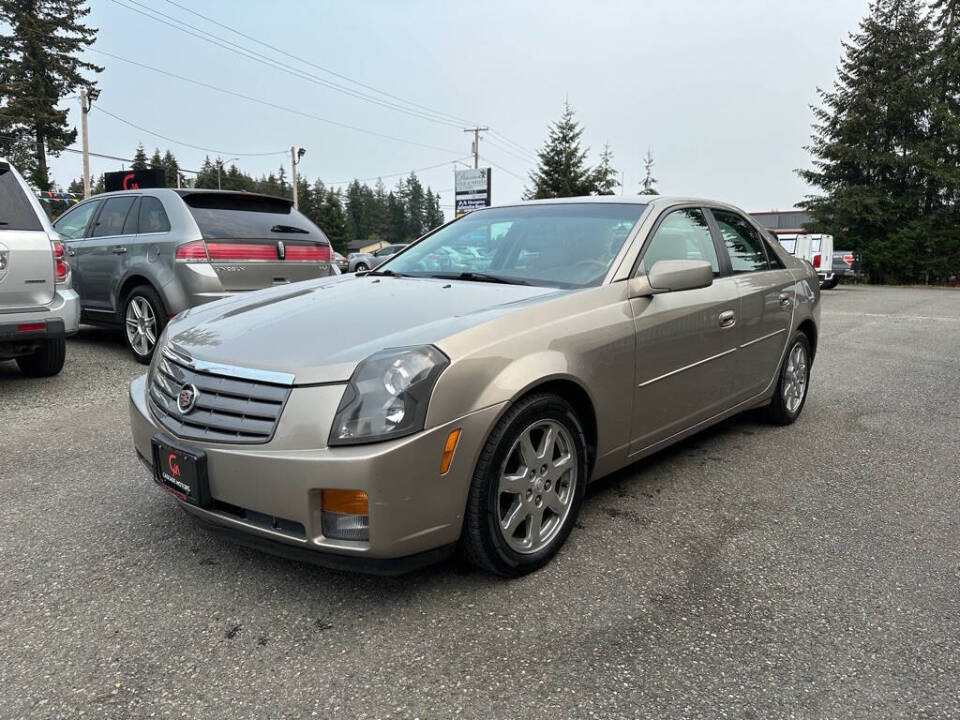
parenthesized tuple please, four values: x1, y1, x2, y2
(129, 196, 820, 576)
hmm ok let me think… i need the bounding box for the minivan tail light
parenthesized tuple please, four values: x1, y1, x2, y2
(175, 240, 209, 262)
(52, 240, 68, 283)
(812, 254, 821, 269)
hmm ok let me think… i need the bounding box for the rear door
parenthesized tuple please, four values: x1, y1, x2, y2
(0, 161, 55, 310)
(707, 208, 795, 402)
(81, 195, 139, 311)
(53, 198, 102, 310)
(180, 193, 332, 291)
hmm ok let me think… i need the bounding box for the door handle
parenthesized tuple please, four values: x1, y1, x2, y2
(112, 247, 128, 254)
(719, 310, 737, 328)
(778, 292, 791, 307)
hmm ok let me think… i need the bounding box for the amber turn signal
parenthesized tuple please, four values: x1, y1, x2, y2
(440, 429, 461, 475)
(321, 489, 369, 515)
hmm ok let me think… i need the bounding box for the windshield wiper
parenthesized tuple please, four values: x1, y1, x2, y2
(270, 224, 309, 234)
(365, 268, 407, 277)
(430, 272, 529, 285)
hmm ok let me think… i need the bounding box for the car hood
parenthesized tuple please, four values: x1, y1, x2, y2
(164, 274, 565, 384)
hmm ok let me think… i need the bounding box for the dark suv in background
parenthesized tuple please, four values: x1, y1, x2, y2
(52, 189, 335, 362)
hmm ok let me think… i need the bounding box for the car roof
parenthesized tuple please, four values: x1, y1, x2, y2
(500, 195, 745, 211)
(87, 187, 293, 205)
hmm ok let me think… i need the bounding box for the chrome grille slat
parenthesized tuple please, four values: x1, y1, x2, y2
(149, 352, 290, 444)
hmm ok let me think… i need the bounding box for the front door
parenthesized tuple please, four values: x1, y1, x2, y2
(628, 207, 741, 454)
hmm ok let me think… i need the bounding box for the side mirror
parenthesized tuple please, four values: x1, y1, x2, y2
(648, 260, 713, 293)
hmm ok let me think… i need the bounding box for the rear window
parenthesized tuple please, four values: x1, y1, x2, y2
(0, 164, 43, 231)
(182, 193, 327, 241)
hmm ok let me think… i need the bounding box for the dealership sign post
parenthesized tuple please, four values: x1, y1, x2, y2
(103, 168, 166, 193)
(455, 168, 491, 217)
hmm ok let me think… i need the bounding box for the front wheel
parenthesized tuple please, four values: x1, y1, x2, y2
(122, 285, 167, 364)
(354, 262, 369, 272)
(461, 393, 588, 577)
(764, 331, 812, 425)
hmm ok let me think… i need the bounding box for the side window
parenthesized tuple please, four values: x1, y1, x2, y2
(53, 200, 100, 240)
(641, 208, 720, 275)
(122, 197, 141, 235)
(91, 196, 137, 238)
(712, 209, 769, 273)
(139, 196, 171, 233)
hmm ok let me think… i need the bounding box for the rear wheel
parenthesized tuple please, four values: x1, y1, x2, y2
(821, 277, 839, 290)
(461, 393, 587, 577)
(16, 337, 66, 377)
(765, 331, 811, 425)
(122, 285, 167, 364)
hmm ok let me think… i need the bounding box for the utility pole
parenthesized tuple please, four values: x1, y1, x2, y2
(463, 127, 488, 168)
(290, 146, 306, 209)
(79, 88, 100, 198)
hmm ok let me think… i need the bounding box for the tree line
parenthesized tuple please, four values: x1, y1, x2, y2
(801, 0, 960, 284)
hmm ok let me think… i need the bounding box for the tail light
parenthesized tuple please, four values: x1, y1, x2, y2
(843, 253, 854, 266)
(52, 241, 69, 284)
(175, 240, 209, 262)
(812, 254, 821, 269)
(285, 244, 331, 261)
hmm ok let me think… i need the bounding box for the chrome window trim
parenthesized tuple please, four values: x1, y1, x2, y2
(162, 344, 295, 386)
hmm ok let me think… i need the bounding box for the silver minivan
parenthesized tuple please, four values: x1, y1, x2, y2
(52, 188, 335, 363)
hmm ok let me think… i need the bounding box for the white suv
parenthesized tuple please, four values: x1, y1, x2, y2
(0, 158, 79, 376)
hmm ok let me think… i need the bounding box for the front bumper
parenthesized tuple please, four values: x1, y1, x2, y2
(128, 374, 505, 570)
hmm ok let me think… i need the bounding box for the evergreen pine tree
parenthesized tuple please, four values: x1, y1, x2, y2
(524, 102, 595, 199)
(371, 178, 390, 240)
(405, 172, 426, 238)
(592, 144, 619, 195)
(149, 148, 163, 169)
(640, 149, 659, 195)
(161, 149, 180, 188)
(131, 144, 149, 170)
(0, 0, 102, 189)
(799, 0, 938, 283)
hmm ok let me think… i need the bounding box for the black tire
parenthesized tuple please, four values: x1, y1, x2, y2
(354, 262, 369, 272)
(16, 336, 66, 377)
(461, 393, 588, 577)
(764, 331, 812, 426)
(122, 284, 168, 365)
(821, 277, 839, 290)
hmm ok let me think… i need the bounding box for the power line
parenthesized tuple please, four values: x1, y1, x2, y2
(89, 49, 464, 156)
(109, 0, 468, 130)
(160, 0, 480, 129)
(479, 155, 528, 182)
(325, 157, 472, 187)
(92, 106, 287, 157)
(488, 129, 539, 159)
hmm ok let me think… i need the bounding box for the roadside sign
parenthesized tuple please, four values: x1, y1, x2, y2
(455, 168, 491, 217)
(104, 168, 166, 192)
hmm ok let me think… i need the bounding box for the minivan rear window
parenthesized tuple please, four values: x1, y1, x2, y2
(182, 193, 327, 241)
(0, 164, 43, 231)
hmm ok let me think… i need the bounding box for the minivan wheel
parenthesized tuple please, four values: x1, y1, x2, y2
(764, 331, 812, 426)
(461, 393, 588, 577)
(122, 285, 167, 364)
(16, 337, 66, 377)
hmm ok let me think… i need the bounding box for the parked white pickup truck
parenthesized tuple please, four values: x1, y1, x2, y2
(0, 158, 79, 376)
(776, 233, 835, 289)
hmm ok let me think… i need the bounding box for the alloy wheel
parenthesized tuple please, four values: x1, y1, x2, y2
(782, 342, 808, 414)
(497, 420, 579, 554)
(125, 296, 157, 358)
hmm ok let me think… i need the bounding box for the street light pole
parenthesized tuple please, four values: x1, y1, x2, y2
(80, 88, 100, 198)
(290, 147, 306, 209)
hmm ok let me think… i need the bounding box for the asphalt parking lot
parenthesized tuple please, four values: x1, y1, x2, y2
(1, 285, 958, 719)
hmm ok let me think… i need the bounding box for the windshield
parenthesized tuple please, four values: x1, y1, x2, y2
(381, 203, 647, 287)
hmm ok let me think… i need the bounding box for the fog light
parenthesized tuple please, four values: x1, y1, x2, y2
(321, 489, 369, 541)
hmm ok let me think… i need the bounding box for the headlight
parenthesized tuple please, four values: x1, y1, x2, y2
(328, 345, 449, 446)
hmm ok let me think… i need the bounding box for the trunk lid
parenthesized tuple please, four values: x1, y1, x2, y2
(179, 191, 332, 290)
(0, 161, 55, 310)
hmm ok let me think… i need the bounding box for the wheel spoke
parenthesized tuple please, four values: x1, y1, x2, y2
(130, 300, 142, 320)
(519, 433, 539, 469)
(526, 507, 544, 545)
(538, 425, 556, 461)
(501, 501, 526, 535)
(144, 326, 156, 345)
(500, 472, 527, 494)
(550, 453, 572, 479)
(544, 490, 565, 515)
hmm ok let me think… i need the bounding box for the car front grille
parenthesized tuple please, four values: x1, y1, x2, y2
(148, 350, 291, 444)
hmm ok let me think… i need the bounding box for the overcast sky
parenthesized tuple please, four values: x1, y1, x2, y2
(50, 0, 870, 214)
